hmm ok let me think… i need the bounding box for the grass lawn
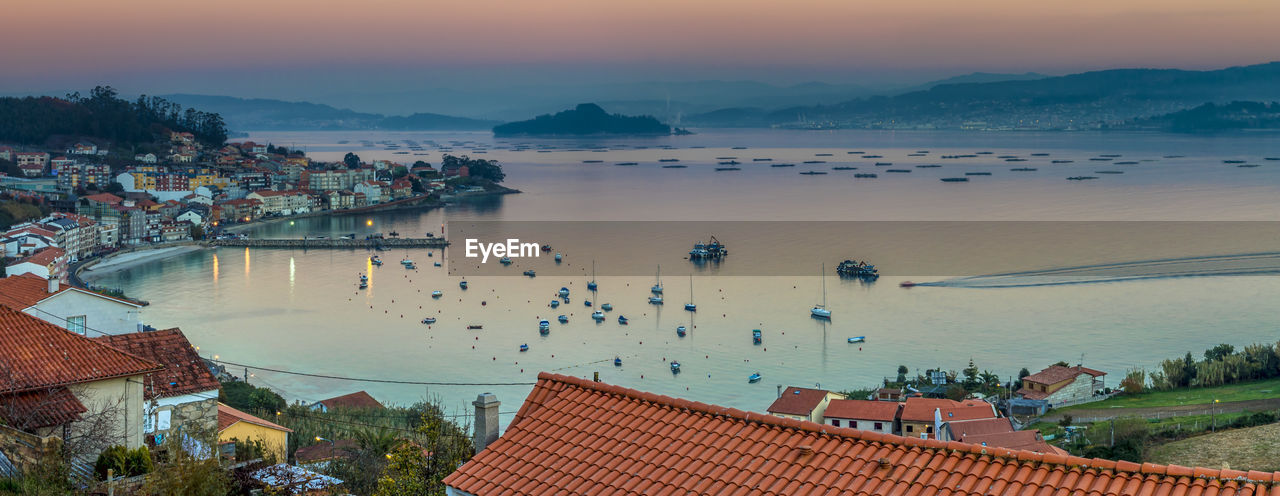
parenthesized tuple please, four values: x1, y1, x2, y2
(1148, 422, 1280, 472)
(1056, 377, 1280, 412)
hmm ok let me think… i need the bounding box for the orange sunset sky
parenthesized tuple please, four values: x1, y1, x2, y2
(2, 0, 1277, 96)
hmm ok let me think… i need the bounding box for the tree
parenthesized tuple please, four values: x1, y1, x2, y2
(1204, 343, 1235, 362)
(105, 181, 125, 194)
(1119, 368, 1145, 394)
(344, 152, 362, 169)
(1058, 415, 1073, 428)
(944, 384, 968, 401)
(895, 365, 908, 384)
(189, 224, 204, 240)
(961, 358, 980, 390)
(1016, 368, 1031, 389)
(1182, 352, 1198, 387)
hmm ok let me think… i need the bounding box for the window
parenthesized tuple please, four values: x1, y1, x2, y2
(831, 419, 840, 427)
(926, 426, 933, 434)
(67, 315, 86, 335)
(874, 422, 883, 430)
(906, 425, 914, 432)
(850, 421, 858, 429)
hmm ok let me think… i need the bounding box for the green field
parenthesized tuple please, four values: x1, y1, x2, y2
(1148, 422, 1280, 472)
(1056, 377, 1280, 412)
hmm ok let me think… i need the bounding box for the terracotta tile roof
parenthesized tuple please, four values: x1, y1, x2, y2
(16, 247, 64, 267)
(1016, 387, 1051, 400)
(0, 306, 163, 394)
(1024, 365, 1106, 385)
(0, 387, 87, 430)
(217, 403, 292, 433)
(0, 273, 140, 310)
(938, 403, 997, 422)
(316, 391, 384, 410)
(82, 193, 123, 204)
(962, 430, 1064, 455)
(823, 399, 899, 421)
(899, 397, 964, 422)
(766, 387, 832, 416)
(443, 373, 1280, 495)
(947, 417, 1015, 439)
(295, 439, 358, 464)
(92, 329, 220, 399)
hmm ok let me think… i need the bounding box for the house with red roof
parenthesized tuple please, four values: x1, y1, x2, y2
(765, 386, 845, 423)
(0, 273, 144, 335)
(4, 246, 66, 282)
(93, 328, 220, 446)
(308, 391, 385, 412)
(822, 399, 901, 434)
(0, 306, 163, 466)
(1018, 364, 1108, 408)
(898, 397, 997, 440)
(217, 403, 292, 462)
(443, 373, 1280, 496)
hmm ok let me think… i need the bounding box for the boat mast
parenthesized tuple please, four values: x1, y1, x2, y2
(821, 262, 827, 307)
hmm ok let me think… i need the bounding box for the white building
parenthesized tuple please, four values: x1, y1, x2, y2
(822, 399, 900, 434)
(0, 273, 144, 335)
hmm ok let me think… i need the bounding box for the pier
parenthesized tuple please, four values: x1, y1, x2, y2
(209, 237, 448, 249)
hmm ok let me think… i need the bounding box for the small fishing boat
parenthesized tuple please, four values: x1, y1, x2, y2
(677, 325, 687, 337)
(558, 315, 568, 324)
(467, 324, 483, 329)
(748, 373, 762, 383)
(404, 263, 417, 269)
(500, 257, 513, 265)
(670, 361, 681, 373)
(685, 275, 696, 311)
(541, 244, 552, 252)
(848, 336, 865, 343)
(460, 280, 468, 289)
(431, 290, 443, 298)
(555, 253, 562, 262)
(649, 295, 663, 304)
(615, 356, 623, 366)
(359, 282, 368, 289)
(370, 256, 383, 266)
(618, 315, 629, 325)
(523, 269, 536, 277)
(550, 299, 560, 308)
(899, 281, 916, 288)
(559, 287, 570, 297)
(601, 303, 613, 311)
(592, 310, 605, 321)
(422, 317, 436, 324)
(752, 329, 762, 344)
(584, 299, 592, 307)
(588, 260, 598, 291)
(433, 262, 441, 267)
(359, 274, 368, 282)
(401, 258, 414, 266)
(520, 344, 530, 352)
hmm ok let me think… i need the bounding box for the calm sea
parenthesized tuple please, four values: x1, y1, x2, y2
(87, 129, 1280, 428)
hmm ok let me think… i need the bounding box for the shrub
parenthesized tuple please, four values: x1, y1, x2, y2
(94, 445, 153, 480)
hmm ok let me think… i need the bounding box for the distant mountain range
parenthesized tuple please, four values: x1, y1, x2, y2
(493, 103, 673, 137)
(712, 62, 1280, 130)
(158, 94, 498, 131)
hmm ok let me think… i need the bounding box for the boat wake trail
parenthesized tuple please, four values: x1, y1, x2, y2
(921, 252, 1280, 289)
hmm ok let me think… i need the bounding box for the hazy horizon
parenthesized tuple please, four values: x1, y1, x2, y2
(5, 0, 1279, 107)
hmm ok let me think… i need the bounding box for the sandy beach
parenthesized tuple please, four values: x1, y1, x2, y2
(79, 244, 208, 280)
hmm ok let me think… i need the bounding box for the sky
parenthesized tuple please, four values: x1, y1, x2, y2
(3, 0, 1278, 101)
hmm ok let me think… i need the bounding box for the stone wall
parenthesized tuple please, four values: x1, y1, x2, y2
(0, 424, 61, 476)
(1046, 374, 1101, 408)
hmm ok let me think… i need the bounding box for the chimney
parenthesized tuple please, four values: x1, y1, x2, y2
(472, 393, 501, 453)
(48, 277, 59, 294)
(777, 385, 783, 398)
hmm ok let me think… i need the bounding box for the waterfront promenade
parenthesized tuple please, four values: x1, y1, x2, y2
(208, 237, 448, 249)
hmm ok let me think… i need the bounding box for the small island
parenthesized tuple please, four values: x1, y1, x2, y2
(493, 103, 685, 136)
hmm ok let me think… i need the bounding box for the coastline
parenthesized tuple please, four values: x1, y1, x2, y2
(222, 188, 519, 233)
(78, 243, 209, 281)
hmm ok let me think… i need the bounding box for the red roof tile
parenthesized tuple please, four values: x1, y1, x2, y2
(92, 328, 220, 399)
(443, 373, 1280, 495)
(217, 403, 292, 433)
(823, 399, 899, 421)
(1024, 365, 1106, 386)
(939, 403, 997, 422)
(295, 439, 358, 464)
(82, 193, 123, 204)
(14, 247, 64, 267)
(0, 387, 87, 430)
(0, 306, 162, 394)
(766, 387, 832, 416)
(0, 273, 140, 309)
(962, 430, 1061, 454)
(947, 417, 1014, 439)
(316, 391, 384, 410)
(900, 397, 965, 422)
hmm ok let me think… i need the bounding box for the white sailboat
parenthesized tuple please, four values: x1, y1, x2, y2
(684, 274, 696, 311)
(651, 264, 663, 294)
(811, 263, 832, 319)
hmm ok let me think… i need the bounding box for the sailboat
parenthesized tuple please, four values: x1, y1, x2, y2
(811, 263, 832, 319)
(651, 265, 663, 294)
(587, 260, 598, 291)
(684, 275, 696, 311)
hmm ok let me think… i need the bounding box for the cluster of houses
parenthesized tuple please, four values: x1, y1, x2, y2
(2, 133, 481, 284)
(0, 271, 371, 491)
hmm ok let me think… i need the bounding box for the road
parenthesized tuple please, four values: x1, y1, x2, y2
(1041, 398, 1280, 423)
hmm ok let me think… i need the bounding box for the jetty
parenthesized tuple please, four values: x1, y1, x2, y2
(209, 237, 448, 249)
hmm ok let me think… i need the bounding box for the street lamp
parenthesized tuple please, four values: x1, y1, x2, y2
(1211, 398, 1220, 432)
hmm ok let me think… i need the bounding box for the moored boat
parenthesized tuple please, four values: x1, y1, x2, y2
(748, 373, 762, 383)
(848, 336, 866, 343)
(422, 317, 436, 324)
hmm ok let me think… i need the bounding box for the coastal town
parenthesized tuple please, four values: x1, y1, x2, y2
(1, 128, 508, 285)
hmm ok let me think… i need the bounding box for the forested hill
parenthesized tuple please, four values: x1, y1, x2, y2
(0, 86, 227, 148)
(493, 103, 671, 136)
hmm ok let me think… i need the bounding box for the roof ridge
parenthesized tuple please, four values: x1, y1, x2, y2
(532, 372, 1280, 485)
